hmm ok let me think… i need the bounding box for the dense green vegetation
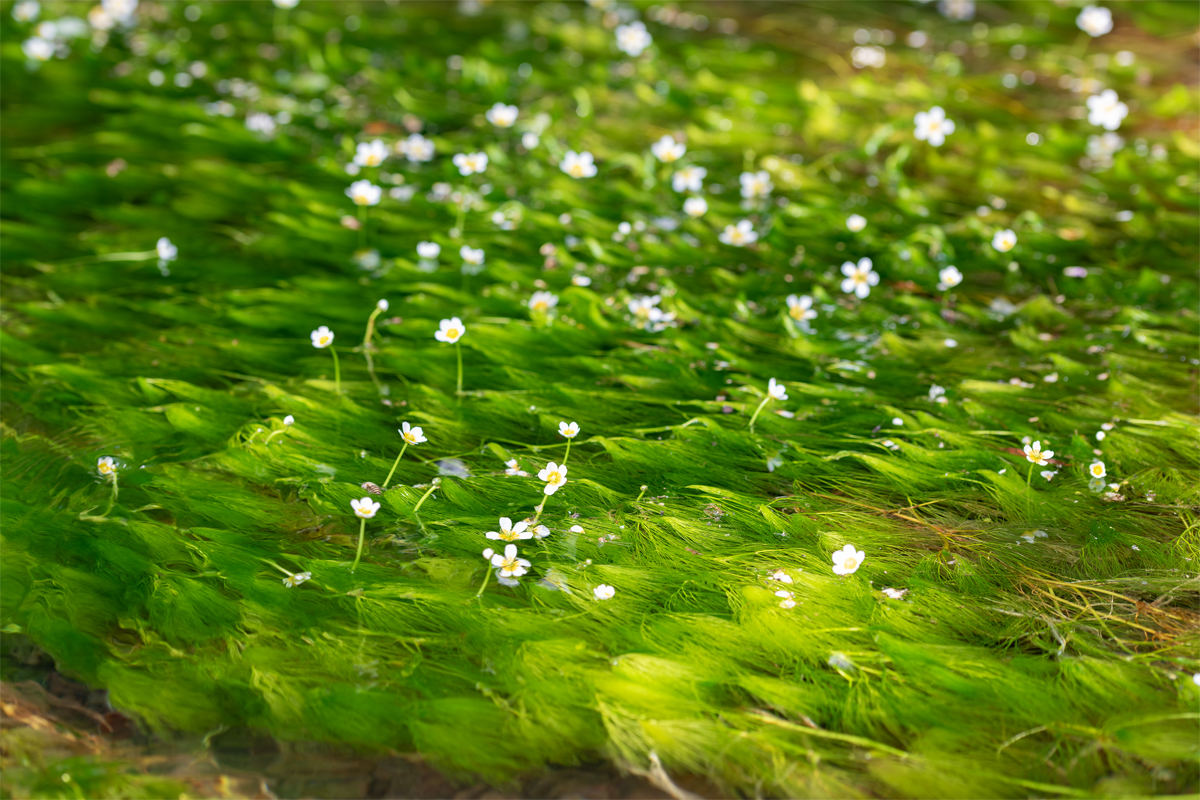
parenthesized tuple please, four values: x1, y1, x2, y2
(2, 0, 1198, 797)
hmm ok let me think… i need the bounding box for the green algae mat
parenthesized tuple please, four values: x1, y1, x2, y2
(3, 0, 1199, 797)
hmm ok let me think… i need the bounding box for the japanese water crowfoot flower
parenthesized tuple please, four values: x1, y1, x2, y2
(739, 170, 773, 199)
(460, 245, 485, 275)
(435, 317, 467, 394)
(354, 139, 388, 168)
(719, 220, 757, 247)
(559, 421, 580, 465)
(831, 545, 865, 576)
(486, 517, 532, 543)
(840, 258, 878, 299)
(747, 379, 787, 433)
(486, 102, 518, 128)
(528, 291, 558, 314)
(21, 36, 53, 61)
(348, 496, 380, 572)
(12, 1, 39, 22)
(846, 214, 866, 232)
(683, 197, 708, 218)
(538, 462, 568, 495)
(775, 590, 796, 609)
(914, 106, 955, 146)
(398, 133, 435, 163)
(156, 237, 177, 275)
(452, 152, 488, 176)
(346, 180, 382, 206)
(651, 135, 686, 163)
(615, 20, 651, 57)
(1089, 461, 1107, 479)
(560, 151, 597, 179)
(382, 422, 426, 489)
(1024, 441, 1053, 466)
(310, 326, 340, 394)
(594, 584, 616, 600)
(491, 544, 531, 579)
(98, 456, 116, 477)
(938, 265, 963, 291)
(282, 571, 311, 588)
(1087, 89, 1128, 131)
(786, 294, 817, 329)
(672, 166, 706, 193)
(1077, 5, 1113, 37)
(992, 229, 1017, 253)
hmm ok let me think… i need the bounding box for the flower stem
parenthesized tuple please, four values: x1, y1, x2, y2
(475, 565, 492, 598)
(562, 438, 572, 466)
(330, 345, 341, 395)
(357, 205, 366, 250)
(412, 480, 438, 516)
(103, 474, 119, 516)
(747, 396, 772, 432)
(532, 492, 549, 525)
(363, 307, 383, 391)
(351, 517, 366, 572)
(1026, 462, 1034, 488)
(455, 341, 463, 395)
(382, 442, 408, 489)
(265, 428, 287, 445)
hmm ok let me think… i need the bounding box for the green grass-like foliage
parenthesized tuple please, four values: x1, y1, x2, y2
(2, 1, 1198, 796)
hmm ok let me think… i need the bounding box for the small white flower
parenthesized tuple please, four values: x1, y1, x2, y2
(434, 317, 466, 344)
(521, 131, 539, 149)
(882, 587, 907, 600)
(537, 461, 568, 495)
(719, 220, 758, 247)
(1087, 89, 1128, 131)
(767, 378, 788, 401)
(101, 0, 137, 25)
(485, 102, 518, 128)
(529, 291, 559, 313)
(400, 421, 427, 445)
(310, 326, 334, 348)
(272, 0, 299, 7)
(831, 544, 865, 576)
(938, 265, 963, 289)
(156, 237, 178, 262)
(939, 0, 974, 20)
(739, 170, 773, 199)
(504, 459, 527, 477)
(1023, 441, 1053, 466)
(1076, 5, 1113, 37)
(593, 583, 616, 600)
(769, 569, 793, 584)
(774, 589, 796, 609)
(846, 214, 867, 232)
(452, 152, 488, 176)
(683, 197, 708, 217)
(351, 497, 381, 519)
(651, 134, 686, 163)
(560, 150, 597, 179)
(1089, 461, 1106, 479)
(416, 241, 440, 260)
(283, 571, 311, 587)
(490, 543, 530, 578)
(851, 45, 886, 69)
(346, 179, 382, 206)
(1096, 431, 1106, 441)
(991, 229, 1017, 253)
(97, 456, 116, 476)
(914, 106, 955, 147)
(283, 415, 294, 426)
(13, 1, 40, 23)
(569, 525, 585, 533)
(558, 421, 580, 439)
(944, 338, 958, 348)
(487, 516, 532, 542)
(786, 294, 817, 325)
(1040, 470, 1057, 481)
(533, 524, 550, 539)
(615, 20, 651, 57)
(399, 133, 435, 163)
(354, 139, 389, 167)
(22, 36, 53, 61)
(460, 245, 485, 266)
(672, 165, 706, 193)
(840, 257, 879, 299)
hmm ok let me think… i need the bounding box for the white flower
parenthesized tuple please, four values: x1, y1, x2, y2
(1040, 470, 1057, 481)
(504, 459, 527, 477)
(851, 45, 886, 69)
(534, 524, 551, 539)
(537, 461, 568, 495)
(156, 237, 177, 262)
(13, 1, 39, 22)
(831, 544, 865, 576)
(452, 152, 488, 176)
(882, 587, 907, 600)
(1020, 529, 1048, 544)
(1087, 89, 1128, 131)
(460, 245, 485, 266)
(719, 220, 758, 247)
(89, 6, 115, 30)
(416, 241, 441, 260)
(1089, 461, 1106, 479)
(351, 497, 381, 519)
(593, 584, 616, 600)
(785, 294, 818, 327)
(435, 317, 465, 344)
(651, 134, 686, 163)
(487, 516, 532, 542)
(486, 102, 518, 128)
(840, 257, 879, 299)
(774, 589, 796, 609)
(310, 326, 334, 348)
(21, 36, 53, 60)
(102, 0, 137, 25)
(739, 170, 773, 199)
(529, 291, 559, 313)
(376, 299, 389, 312)
(521, 132, 539, 149)
(97, 456, 116, 476)
(1023, 441, 1053, 466)
(399, 133, 435, 163)
(938, 0, 974, 21)
(914, 106, 956, 147)
(1076, 5, 1113, 37)
(490, 543, 530, 578)
(353, 139, 389, 168)
(560, 150, 597, 179)
(846, 214, 867, 232)
(245, 112, 277, 137)
(346, 179, 382, 206)
(400, 421, 427, 445)
(272, 0, 299, 7)
(938, 265, 963, 289)
(992, 229, 1017, 253)
(569, 524, 584, 533)
(558, 421, 580, 438)
(282, 571, 311, 587)
(683, 197, 708, 218)
(769, 569, 793, 584)
(767, 378, 788, 401)
(615, 20, 652, 57)
(283, 415, 294, 426)
(672, 166, 706, 193)
(1086, 132, 1124, 164)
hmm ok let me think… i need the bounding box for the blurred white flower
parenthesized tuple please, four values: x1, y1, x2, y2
(672, 165, 706, 193)
(522, 132, 539, 149)
(774, 589, 796, 609)
(487, 517, 532, 542)
(504, 459, 526, 477)
(914, 106, 955, 146)
(615, 20, 652, 57)
(851, 45, 885, 69)
(831, 544, 865, 576)
(346, 180, 382, 206)
(739, 170, 773, 199)
(769, 569, 793, 584)
(310, 326, 334, 348)
(88, 6, 115, 30)
(767, 378, 788, 401)
(571, 274, 592, 286)
(1024, 441, 1053, 466)
(97, 456, 116, 476)
(938, 0, 974, 21)
(719, 220, 757, 246)
(245, 112, 277, 136)
(272, 0, 299, 7)
(529, 291, 559, 313)
(534, 524, 551, 539)
(651, 134, 686, 163)
(846, 214, 867, 232)
(351, 497, 381, 519)
(452, 152, 488, 176)
(354, 139, 389, 167)
(376, 299, 389, 312)
(558, 421, 579, 438)
(398, 133, 435, 163)
(416, 241, 441, 260)
(683, 197, 708, 217)
(283, 415, 295, 426)
(538, 461, 568, 495)
(156, 237, 178, 262)
(991, 229, 1017, 252)
(435, 317, 466, 344)
(882, 587, 907, 599)
(486, 102, 518, 128)
(1087, 89, 1128, 130)
(102, 0, 137, 25)
(593, 584, 616, 600)
(786, 294, 817, 325)
(840, 258, 878, 299)
(1089, 461, 1106, 479)
(12, 1, 39, 22)
(22, 36, 54, 61)
(560, 150, 597, 178)
(460, 245, 485, 266)
(282, 571, 311, 587)
(938, 265, 963, 289)
(1076, 5, 1112, 37)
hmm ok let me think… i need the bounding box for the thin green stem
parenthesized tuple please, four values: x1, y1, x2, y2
(363, 307, 382, 390)
(455, 341, 463, 396)
(103, 474, 119, 516)
(351, 517, 367, 572)
(265, 428, 287, 445)
(747, 396, 772, 432)
(53, 250, 158, 266)
(562, 437, 572, 466)
(412, 480, 439, 516)
(1026, 461, 1034, 488)
(330, 345, 341, 395)
(357, 204, 366, 250)
(532, 492, 550, 525)
(382, 442, 408, 489)
(635, 484, 648, 503)
(475, 564, 492, 598)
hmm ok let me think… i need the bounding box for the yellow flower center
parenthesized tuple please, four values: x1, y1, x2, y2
(569, 164, 584, 177)
(843, 557, 857, 570)
(446, 328, 459, 339)
(533, 301, 548, 311)
(499, 556, 518, 570)
(547, 471, 562, 484)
